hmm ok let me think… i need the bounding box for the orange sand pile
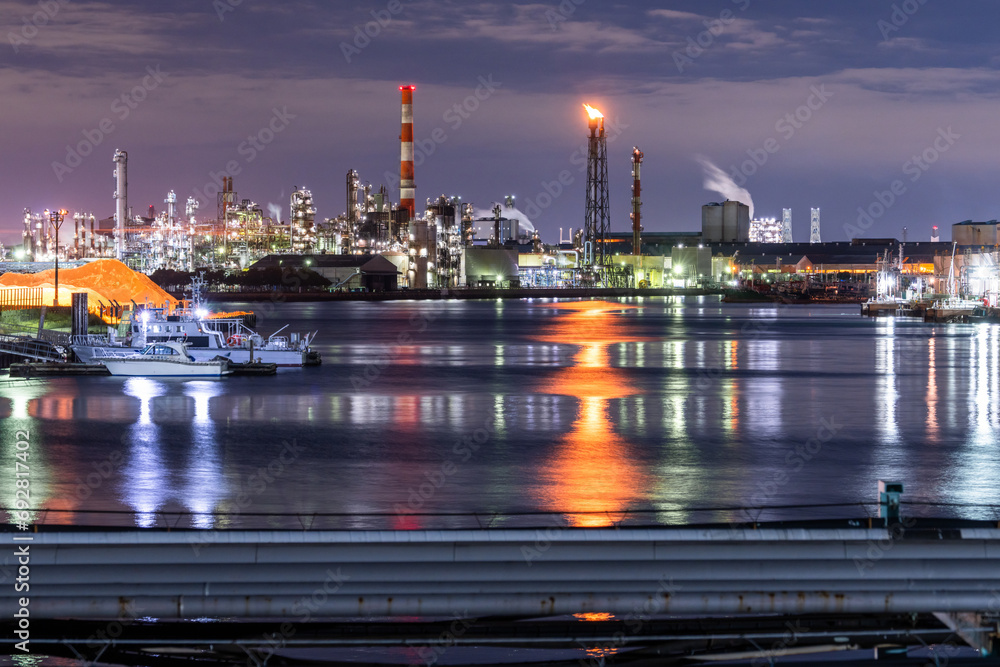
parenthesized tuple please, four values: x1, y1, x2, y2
(0, 259, 178, 310)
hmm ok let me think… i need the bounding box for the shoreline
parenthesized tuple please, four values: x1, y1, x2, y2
(202, 287, 868, 304)
(206, 287, 713, 302)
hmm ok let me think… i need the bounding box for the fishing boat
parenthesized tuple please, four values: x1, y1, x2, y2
(860, 248, 905, 316)
(923, 242, 982, 322)
(97, 341, 232, 377)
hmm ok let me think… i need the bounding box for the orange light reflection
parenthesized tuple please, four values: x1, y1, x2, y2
(533, 301, 651, 527)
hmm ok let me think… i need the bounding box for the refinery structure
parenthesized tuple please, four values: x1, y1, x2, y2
(6, 84, 999, 300)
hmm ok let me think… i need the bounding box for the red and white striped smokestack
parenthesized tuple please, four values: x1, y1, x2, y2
(399, 85, 416, 219)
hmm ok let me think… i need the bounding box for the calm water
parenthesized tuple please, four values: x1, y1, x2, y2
(3, 296, 999, 529)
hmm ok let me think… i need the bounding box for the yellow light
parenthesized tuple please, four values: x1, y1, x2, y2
(583, 103, 604, 120)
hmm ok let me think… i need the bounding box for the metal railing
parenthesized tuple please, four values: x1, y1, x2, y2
(0, 333, 64, 362)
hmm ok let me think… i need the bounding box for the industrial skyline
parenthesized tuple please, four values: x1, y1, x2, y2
(2, 1, 999, 246)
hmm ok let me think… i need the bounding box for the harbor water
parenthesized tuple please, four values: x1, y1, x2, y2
(3, 296, 999, 530)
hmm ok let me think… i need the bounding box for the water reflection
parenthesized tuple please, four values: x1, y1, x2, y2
(9, 300, 1000, 528)
(533, 301, 650, 526)
(120, 378, 170, 527)
(946, 325, 1000, 514)
(182, 382, 226, 528)
(875, 321, 900, 449)
(0, 381, 49, 526)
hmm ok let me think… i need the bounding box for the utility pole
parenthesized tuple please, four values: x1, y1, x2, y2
(46, 209, 67, 306)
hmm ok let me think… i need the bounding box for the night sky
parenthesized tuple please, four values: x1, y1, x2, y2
(2, 0, 998, 246)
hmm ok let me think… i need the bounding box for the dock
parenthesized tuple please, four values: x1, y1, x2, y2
(8, 361, 110, 377)
(226, 360, 277, 375)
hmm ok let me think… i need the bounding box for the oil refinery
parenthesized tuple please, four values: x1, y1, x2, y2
(3, 84, 997, 302)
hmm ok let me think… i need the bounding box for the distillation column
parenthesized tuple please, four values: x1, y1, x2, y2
(113, 149, 128, 260)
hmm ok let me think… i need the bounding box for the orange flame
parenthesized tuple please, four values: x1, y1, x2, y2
(583, 103, 604, 120)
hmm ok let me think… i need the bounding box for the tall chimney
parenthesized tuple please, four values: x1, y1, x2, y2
(113, 149, 128, 260)
(399, 85, 416, 219)
(631, 147, 643, 256)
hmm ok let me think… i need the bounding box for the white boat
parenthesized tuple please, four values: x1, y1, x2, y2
(71, 275, 319, 367)
(97, 341, 232, 377)
(71, 314, 317, 367)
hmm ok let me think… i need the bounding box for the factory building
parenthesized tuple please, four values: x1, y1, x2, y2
(464, 247, 519, 287)
(749, 217, 783, 244)
(952, 220, 1000, 246)
(248, 254, 399, 292)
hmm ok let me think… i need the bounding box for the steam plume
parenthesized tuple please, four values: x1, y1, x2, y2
(696, 155, 754, 221)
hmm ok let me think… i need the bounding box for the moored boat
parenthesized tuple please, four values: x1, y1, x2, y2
(97, 341, 232, 377)
(71, 275, 319, 367)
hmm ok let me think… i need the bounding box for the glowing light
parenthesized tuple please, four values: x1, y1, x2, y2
(582, 103, 604, 120)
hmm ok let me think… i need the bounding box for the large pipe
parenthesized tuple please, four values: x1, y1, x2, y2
(631, 147, 643, 256)
(399, 85, 415, 219)
(15, 591, 1000, 619)
(113, 149, 128, 260)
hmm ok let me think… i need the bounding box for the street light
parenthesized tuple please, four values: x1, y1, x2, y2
(45, 208, 67, 306)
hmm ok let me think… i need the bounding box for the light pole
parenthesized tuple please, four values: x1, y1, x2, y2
(46, 209, 67, 306)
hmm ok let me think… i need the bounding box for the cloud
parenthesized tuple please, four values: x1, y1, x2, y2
(647, 9, 705, 22)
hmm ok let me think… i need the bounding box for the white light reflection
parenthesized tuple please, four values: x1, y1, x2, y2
(121, 378, 170, 528)
(969, 325, 996, 447)
(0, 382, 49, 526)
(182, 381, 226, 528)
(948, 324, 1000, 515)
(919, 335, 937, 446)
(875, 322, 900, 448)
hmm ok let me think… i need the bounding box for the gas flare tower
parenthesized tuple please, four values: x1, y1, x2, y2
(583, 104, 609, 266)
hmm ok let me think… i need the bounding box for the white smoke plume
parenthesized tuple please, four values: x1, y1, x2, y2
(696, 155, 754, 221)
(267, 202, 283, 224)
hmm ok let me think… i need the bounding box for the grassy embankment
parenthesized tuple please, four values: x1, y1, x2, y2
(0, 307, 108, 335)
